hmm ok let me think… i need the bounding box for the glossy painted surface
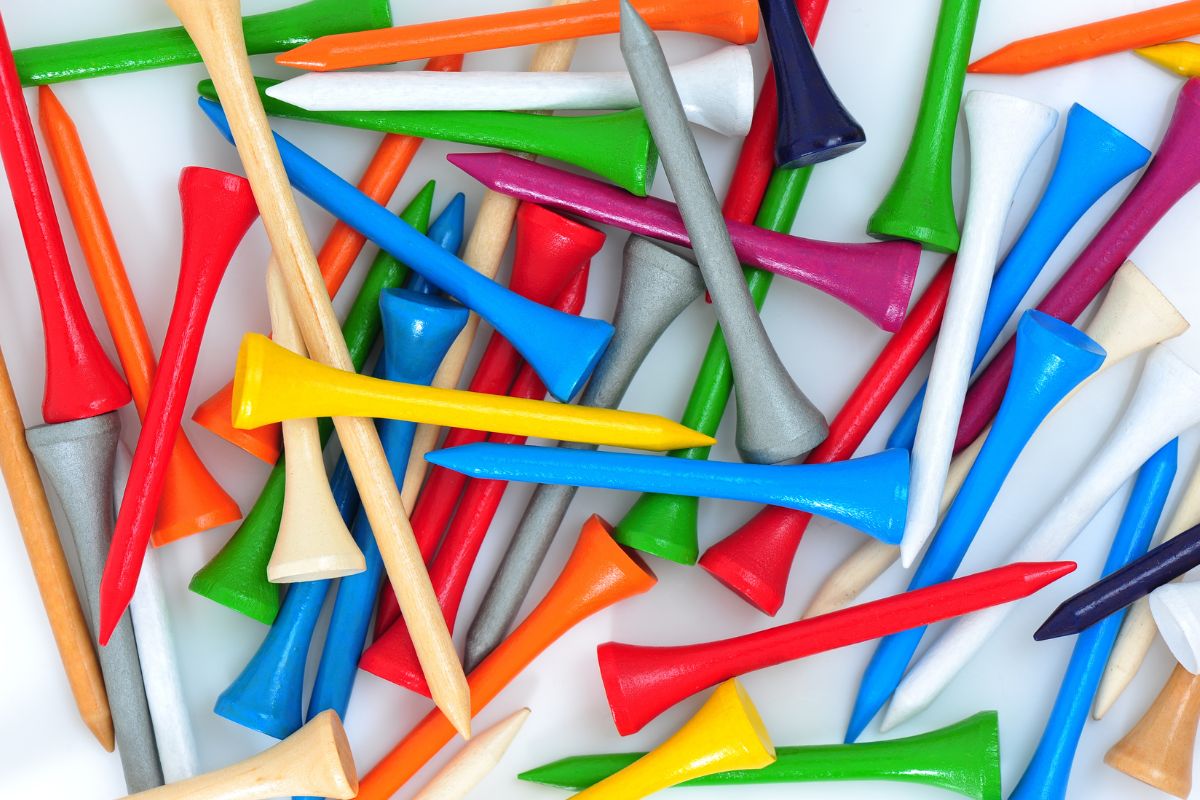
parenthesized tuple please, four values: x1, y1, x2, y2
(954, 77, 1200, 452)
(866, 0, 981, 252)
(0, 13, 129, 424)
(12, 0, 392, 85)
(595, 561, 1074, 735)
(519, 711, 1000, 800)
(188, 187, 434, 624)
(844, 311, 1105, 742)
(275, 0, 760, 70)
(99, 168, 258, 644)
(450, 151, 920, 332)
(199, 97, 613, 402)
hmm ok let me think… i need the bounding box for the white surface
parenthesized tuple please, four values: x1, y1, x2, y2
(2, 1, 1200, 799)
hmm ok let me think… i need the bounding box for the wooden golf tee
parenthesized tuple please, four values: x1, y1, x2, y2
(572, 679, 776, 799)
(844, 311, 1105, 743)
(954, 77, 1200, 453)
(37, 85, 240, 545)
(1137, 42, 1200, 77)
(621, 0, 830, 463)
(113, 444, 199, 782)
(276, 0, 759, 70)
(597, 560, 1074, 735)
(264, 262, 365, 582)
(461, 237, 704, 671)
(13, 0, 392, 85)
(450, 152, 920, 333)
(211, 195, 462, 735)
(25, 414, 162, 791)
(0, 11, 129, 424)
(1097, 445, 1200, 717)
(900, 91, 1056, 567)
(1104, 662, 1200, 798)
(1038, 519, 1200, 641)
(519, 711, 1000, 799)
(232, 334, 712, 451)
(758, 0, 862, 167)
(806, 261, 1188, 619)
(970, 1, 1200, 76)
(119, 710, 357, 800)
(187, 184, 435, 624)
(363, 265, 592, 691)
(412, 709, 530, 800)
(714, 106, 1150, 615)
(264, 46, 754, 135)
(164, 0, 472, 737)
(1009, 442, 1177, 800)
(198, 98, 615, 403)
(99, 167, 258, 645)
(867, 0, 981, 252)
(192, 54, 461, 464)
(355, 517, 657, 799)
(0, 341, 112, 749)
(204, 77, 659, 195)
(404, 202, 603, 572)
(885, 345, 1200, 733)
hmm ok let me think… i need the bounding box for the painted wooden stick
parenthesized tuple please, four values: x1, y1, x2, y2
(412, 709, 531, 800)
(14, 0, 391, 86)
(276, 0, 760, 70)
(264, 262, 364, 583)
(462, 237, 704, 670)
(403, 203, 601, 571)
(1150, 582, 1200, 673)
(1097, 453, 1200, 717)
(25, 414, 162, 791)
(598, 561, 1074, 735)
(970, 1, 1200, 76)
(119, 710, 357, 800)
(758, 0, 861, 167)
(621, 0, 830, 463)
(192, 54, 461, 464)
(844, 311, 1105, 743)
(199, 98, 614, 402)
(1137, 42, 1200, 77)
(1010, 441, 1177, 800)
(165, 0, 471, 736)
(866, 0, 981, 252)
(188, 185, 434, 624)
(451, 152, 920, 332)
(885, 106, 1149, 455)
(37, 84, 240, 546)
(114, 444, 199, 783)
(1104, 663, 1200, 798)
(885, 345, 1200, 733)
(0, 11, 129, 424)
(953, 77, 1200, 453)
(805, 261, 1188, 619)
(204, 78, 659, 196)
(304, 288, 467, 733)
(900, 91, 1056, 567)
(1039, 520, 1200, 641)
(519, 711, 1000, 799)
(0, 338, 111, 749)
(354, 517, 657, 799)
(233, 334, 713, 450)
(266, 46, 753, 135)
(364, 265, 591, 691)
(99, 168, 258, 645)
(574, 680, 776, 799)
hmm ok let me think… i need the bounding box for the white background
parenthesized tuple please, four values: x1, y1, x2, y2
(1, 1, 1199, 798)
